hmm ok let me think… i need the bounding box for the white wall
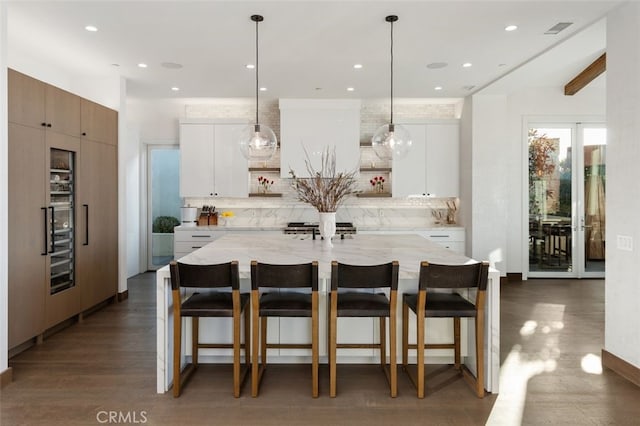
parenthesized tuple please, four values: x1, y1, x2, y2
(1, 1, 9, 377)
(605, 3, 640, 369)
(459, 96, 473, 255)
(470, 95, 509, 274)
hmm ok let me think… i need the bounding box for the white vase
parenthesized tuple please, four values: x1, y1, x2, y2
(318, 212, 336, 247)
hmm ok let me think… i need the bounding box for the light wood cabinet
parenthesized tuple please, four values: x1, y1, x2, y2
(179, 122, 248, 197)
(7, 69, 118, 351)
(7, 123, 47, 348)
(392, 121, 460, 198)
(8, 68, 81, 137)
(81, 99, 118, 145)
(77, 139, 118, 310)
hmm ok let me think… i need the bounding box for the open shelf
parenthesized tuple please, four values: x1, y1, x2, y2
(360, 167, 392, 172)
(357, 192, 392, 198)
(249, 167, 281, 172)
(248, 192, 283, 197)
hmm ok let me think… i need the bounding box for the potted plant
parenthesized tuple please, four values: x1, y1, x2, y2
(152, 216, 180, 258)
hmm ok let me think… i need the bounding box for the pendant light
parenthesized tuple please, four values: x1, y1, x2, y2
(239, 14, 277, 161)
(371, 15, 411, 160)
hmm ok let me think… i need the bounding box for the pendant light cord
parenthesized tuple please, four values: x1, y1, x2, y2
(255, 18, 259, 126)
(390, 18, 394, 126)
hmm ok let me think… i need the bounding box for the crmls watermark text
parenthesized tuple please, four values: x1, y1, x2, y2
(96, 411, 148, 424)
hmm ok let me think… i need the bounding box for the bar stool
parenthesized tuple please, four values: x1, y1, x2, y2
(402, 261, 489, 398)
(250, 261, 319, 397)
(169, 260, 250, 398)
(329, 260, 399, 398)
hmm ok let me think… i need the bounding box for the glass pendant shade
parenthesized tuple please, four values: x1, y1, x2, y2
(239, 123, 277, 161)
(372, 123, 412, 160)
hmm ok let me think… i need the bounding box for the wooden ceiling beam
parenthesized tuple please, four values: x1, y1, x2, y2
(564, 53, 606, 96)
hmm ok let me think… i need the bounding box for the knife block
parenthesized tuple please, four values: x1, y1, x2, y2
(198, 212, 218, 226)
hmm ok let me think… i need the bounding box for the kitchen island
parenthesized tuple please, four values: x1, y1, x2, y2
(156, 233, 500, 394)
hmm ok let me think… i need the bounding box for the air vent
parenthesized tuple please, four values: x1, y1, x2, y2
(545, 22, 573, 35)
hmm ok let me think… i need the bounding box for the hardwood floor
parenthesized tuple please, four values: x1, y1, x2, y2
(2, 274, 640, 425)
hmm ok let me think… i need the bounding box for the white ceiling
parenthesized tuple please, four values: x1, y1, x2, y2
(6, 1, 618, 100)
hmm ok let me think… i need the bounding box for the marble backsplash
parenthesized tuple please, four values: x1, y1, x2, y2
(183, 196, 459, 229)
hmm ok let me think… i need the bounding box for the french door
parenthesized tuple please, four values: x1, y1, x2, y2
(527, 122, 606, 278)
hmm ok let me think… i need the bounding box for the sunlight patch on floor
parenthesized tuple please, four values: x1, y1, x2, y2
(581, 353, 603, 375)
(487, 303, 565, 425)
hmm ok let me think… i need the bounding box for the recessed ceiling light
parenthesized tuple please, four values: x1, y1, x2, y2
(347, 87, 355, 92)
(138, 63, 148, 68)
(434, 86, 443, 91)
(161, 62, 183, 69)
(85, 25, 98, 32)
(246, 64, 255, 69)
(171, 87, 180, 92)
(426, 62, 448, 69)
(259, 87, 267, 91)
(353, 64, 363, 69)
(462, 62, 472, 68)
(505, 25, 518, 32)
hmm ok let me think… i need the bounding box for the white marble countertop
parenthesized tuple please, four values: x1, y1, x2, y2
(174, 233, 473, 279)
(175, 225, 464, 233)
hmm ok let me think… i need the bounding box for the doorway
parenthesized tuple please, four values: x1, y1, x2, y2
(527, 123, 606, 278)
(147, 145, 181, 270)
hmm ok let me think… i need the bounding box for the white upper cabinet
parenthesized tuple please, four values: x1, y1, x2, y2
(179, 120, 248, 197)
(392, 120, 460, 197)
(279, 99, 361, 178)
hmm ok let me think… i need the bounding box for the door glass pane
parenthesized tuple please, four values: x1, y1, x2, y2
(150, 148, 181, 268)
(528, 128, 573, 273)
(583, 128, 606, 273)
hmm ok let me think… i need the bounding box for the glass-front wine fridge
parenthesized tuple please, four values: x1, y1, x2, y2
(49, 148, 75, 294)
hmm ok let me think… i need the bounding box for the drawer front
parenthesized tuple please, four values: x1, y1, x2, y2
(174, 230, 223, 243)
(174, 241, 212, 253)
(421, 229, 465, 242)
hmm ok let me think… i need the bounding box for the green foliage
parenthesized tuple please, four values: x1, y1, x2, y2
(152, 216, 180, 233)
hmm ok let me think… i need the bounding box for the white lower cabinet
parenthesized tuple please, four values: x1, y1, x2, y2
(173, 229, 225, 259)
(359, 228, 465, 255)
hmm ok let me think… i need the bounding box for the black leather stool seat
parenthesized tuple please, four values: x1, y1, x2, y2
(334, 292, 390, 317)
(403, 292, 477, 318)
(181, 292, 249, 317)
(259, 292, 312, 317)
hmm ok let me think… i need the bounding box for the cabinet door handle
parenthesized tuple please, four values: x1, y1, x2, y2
(191, 246, 203, 249)
(192, 235, 211, 238)
(46, 123, 52, 128)
(41, 122, 47, 127)
(83, 204, 89, 246)
(82, 132, 87, 136)
(429, 235, 449, 238)
(49, 206, 55, 253)
(41, 207, 48, 256)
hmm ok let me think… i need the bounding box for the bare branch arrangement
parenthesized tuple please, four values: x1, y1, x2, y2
(289, 146, 360, 212)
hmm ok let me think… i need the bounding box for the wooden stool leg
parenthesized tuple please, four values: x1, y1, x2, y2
(417, 309, 425, 399)
(329, 291, 337, 398)
(192, 317, 199, 366)
(389, 291, 397, 398)
(172, 311, 182, 398)
(379, 317, 386, 369)
(312, 292, 319, 398)
(475, 311, 485, 398)
(251, 290, 260, 397)
(261, 317, 268, 371)
(454, 317, 461, 370)
(402, 301, 409, 369)
(232, 297, 241, 398)
(244, 304, 251, 369)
